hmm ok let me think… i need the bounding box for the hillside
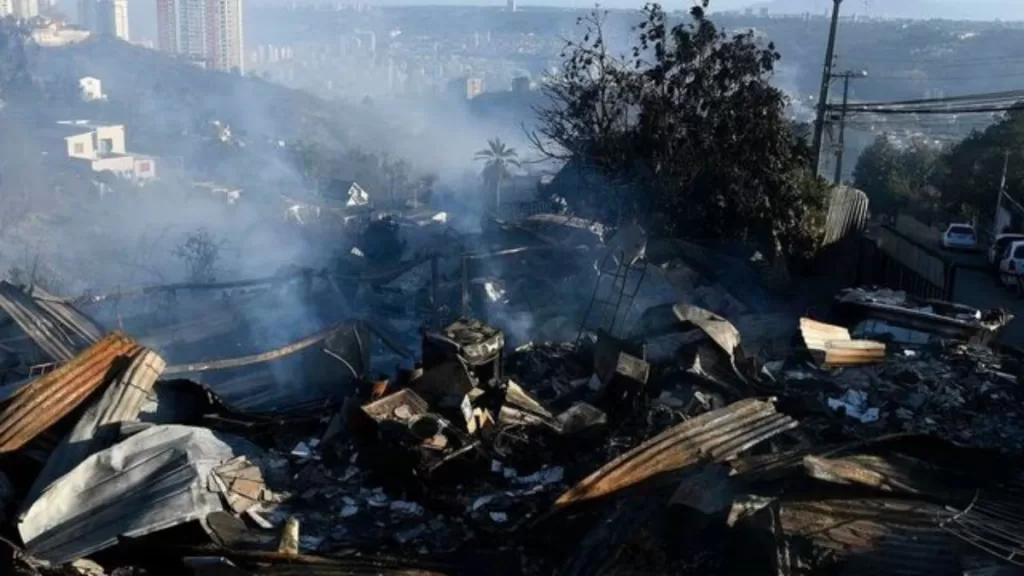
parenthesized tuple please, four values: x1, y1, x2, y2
(747, 0, 1024, 21)
(28, 36, 397, 156)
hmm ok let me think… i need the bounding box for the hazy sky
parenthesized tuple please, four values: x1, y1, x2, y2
(497, 0, 1024, 20)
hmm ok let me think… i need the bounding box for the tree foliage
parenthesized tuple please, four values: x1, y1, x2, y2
(475, 137, 520, 208)
(933, 108, 1024, 223)
(853, 108, 1024, 225)
(852, 135, 941, 218)
(290, 143, 434, 209)
(532, 2, 828, 257)
(174, 228, 225, 284)
(0, 18, 31, 103)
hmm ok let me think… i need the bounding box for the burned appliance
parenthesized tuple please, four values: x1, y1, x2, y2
(422, 318, 504, 388)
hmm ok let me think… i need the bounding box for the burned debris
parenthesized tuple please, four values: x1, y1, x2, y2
(0, 240, 1021, 576)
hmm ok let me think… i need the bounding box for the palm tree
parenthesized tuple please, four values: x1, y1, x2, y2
(475, 138, 520, 208)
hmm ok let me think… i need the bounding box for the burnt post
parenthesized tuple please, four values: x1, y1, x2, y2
(430, 255, 439, 328)
(461, 253, 470, 317)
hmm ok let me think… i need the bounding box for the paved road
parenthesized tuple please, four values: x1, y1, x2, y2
(889, 225, 1024, 344)
(953, 268, 1024, 346)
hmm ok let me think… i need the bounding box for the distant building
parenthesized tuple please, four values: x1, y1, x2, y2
(447, 76, 483, 100)
(512, 76, 531, 93)
(156, 0, 244, 73)
(95, 0, 129, 40)
(10, 0, 37, 18)
(354, 30, 376, 57)
(192, 181, 241, 204)
(79, 76, 105, 101)
(45, 121, 156, 180)
(506, 0, 515, 12)
(31, 23, 91, 46)
(323, 180, 370, 207)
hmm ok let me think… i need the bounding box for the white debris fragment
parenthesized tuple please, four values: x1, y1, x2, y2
(514, 467, 565, 486)
(367, 491, 389, 508)
(390, 500, 425, 516)
(503, 467, 518, 479)
(471, 495, 496, 511)
(290, 441, 320, 460)
(489, 511, 508, 524)
(491, 460, 503, 474)
(340, 505, 360, 518)
(341, 466, 360, 482)
(827, 390, 880, 423)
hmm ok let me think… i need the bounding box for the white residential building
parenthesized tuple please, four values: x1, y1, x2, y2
(79, 77, 105, 101)
(47, 121, 156, 180)
(0, 0, 13, 18)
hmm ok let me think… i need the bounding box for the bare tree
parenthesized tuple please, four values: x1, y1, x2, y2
(173, 228, 225, 284)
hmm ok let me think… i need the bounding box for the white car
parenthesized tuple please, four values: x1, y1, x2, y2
(990, 233, 1024, 268)
(999, 240, 1024, 288)
(940, 223, 978, 251)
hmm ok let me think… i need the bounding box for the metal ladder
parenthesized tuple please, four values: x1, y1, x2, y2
(576, 248, 647, 343)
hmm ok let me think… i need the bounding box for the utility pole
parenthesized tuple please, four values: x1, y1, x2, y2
(812, 0, 843, 175)
(996, 150, 1010, 236)
(831, 70, 867, 185)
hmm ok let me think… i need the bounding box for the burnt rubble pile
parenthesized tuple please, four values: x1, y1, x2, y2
(0, 280, 1023, 575)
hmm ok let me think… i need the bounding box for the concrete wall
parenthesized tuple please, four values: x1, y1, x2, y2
(92, 155, 136, 174)
(65, 132, 96, 160)
(93, 125, 126, 155)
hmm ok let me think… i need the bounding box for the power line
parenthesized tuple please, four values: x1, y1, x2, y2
(841, 89, 1024, 109)
(848, 106, 1020, 115)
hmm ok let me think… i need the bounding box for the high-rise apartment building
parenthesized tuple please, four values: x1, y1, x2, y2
(6, 0, 38, 18)
(78, 0, 129, 40)
(156, 0, 243, 73)
(96, 0, 129, 40)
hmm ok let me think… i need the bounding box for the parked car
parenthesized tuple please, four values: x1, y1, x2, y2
(990, 233, 1024, 268)
(999, 240, 1024, 289)
(940, 223, 978, 251)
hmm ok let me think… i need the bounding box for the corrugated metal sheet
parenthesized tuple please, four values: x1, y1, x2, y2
(822, 186, 869, 247)
(803, 453, 954, 499)
(29, 285, 105, 345)
(552, 398, 798, 509)
(778, 497, 960, 576)
(0, 332, 140, 455)
(22, 349, 166, 512)
(20, 425, 267, 564)
(800, 318, 886, 367)
(942, 478, 1024, 566)
(0, 281, 104, 363)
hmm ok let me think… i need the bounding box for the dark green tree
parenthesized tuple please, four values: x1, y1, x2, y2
(531, 2, 828, 258)
(852, 135, 941, 218)
(933, 107, 1024, 223)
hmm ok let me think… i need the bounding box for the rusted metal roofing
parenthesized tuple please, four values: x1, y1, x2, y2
(23, 348, 166, 510)
(942, 478, 1024, 566)
(0, 332, 140, 455)
(552, 398, 798, 509)
(800, 317, 886, 367)
(0, 281, 104, 363)
(778, 497, 960, 576)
